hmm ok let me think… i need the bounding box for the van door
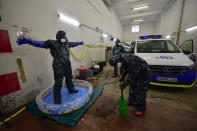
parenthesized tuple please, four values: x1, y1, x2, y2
(179, 39, 196, 62)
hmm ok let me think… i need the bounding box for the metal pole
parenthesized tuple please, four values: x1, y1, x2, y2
(175, 0, 185, 44)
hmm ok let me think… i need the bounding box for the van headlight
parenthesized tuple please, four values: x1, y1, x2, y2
(188, 64, 195, 73)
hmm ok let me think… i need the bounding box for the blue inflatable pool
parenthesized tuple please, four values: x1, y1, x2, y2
(36, 79, 93, 115)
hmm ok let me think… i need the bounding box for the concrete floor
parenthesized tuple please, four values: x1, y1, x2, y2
(91, 64, 197, 112)
(1, 63, 197, 131)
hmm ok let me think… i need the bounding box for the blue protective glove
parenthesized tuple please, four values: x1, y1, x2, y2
(73, 41, 84, 47)
(78, 41, 83, 45)
(16, 37, 30, 45)
(16, 37, 45, 48)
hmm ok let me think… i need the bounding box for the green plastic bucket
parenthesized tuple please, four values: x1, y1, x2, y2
(118, 96, 128, 118)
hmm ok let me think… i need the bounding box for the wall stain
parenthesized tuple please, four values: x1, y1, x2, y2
(37, 77, 43, 85)
(0, 96, 3, 116)
(16, 58, 27, 83)
(24, 89, 40, 102)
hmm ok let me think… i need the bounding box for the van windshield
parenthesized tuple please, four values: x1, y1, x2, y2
(137, 40, 181, 53)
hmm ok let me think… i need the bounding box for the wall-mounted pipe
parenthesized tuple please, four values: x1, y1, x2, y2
(80, 24, 103, 34)
(175, 0, 185, 44)
(86, 0, 103, 30)
(81, 1, 115, 39)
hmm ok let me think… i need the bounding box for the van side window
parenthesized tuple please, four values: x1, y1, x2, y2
(179, 40, 193, 54)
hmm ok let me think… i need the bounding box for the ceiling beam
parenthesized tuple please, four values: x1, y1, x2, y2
(120, 11, 162, 20)
(110, 0, 140, 7)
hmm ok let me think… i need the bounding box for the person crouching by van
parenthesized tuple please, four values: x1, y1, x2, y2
(109, 53, 151, 116)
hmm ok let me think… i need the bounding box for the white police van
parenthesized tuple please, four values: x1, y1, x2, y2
(121, 35, 196, 88)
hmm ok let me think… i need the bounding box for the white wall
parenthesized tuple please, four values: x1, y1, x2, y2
(155, 0, 178, 37)
(179, 0, 197, 44)
(156, 0, 197, 45)
(122, 22, 156, 41)
(0, 0, 122, 113)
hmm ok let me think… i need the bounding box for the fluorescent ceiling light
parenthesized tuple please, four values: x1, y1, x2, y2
(133, 19, 144, 22)
(58, 13, 80, 27)
(185, 26, 197, 32)
(103, 33, 108, 37)
(166, 35, 171, 39)
(133, 5, 149, 10)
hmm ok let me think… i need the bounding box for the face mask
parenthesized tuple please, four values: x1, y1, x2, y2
(61, 39, 66, 43)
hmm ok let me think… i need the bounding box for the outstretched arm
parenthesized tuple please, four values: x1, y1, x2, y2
(68, 41, 83, 48)
(16, 37, 45, 48)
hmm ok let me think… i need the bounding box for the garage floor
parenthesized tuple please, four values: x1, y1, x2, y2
(1, 63, 197, 131)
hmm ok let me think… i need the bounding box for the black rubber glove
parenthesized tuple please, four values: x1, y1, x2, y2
(120, 83, 126, 90)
